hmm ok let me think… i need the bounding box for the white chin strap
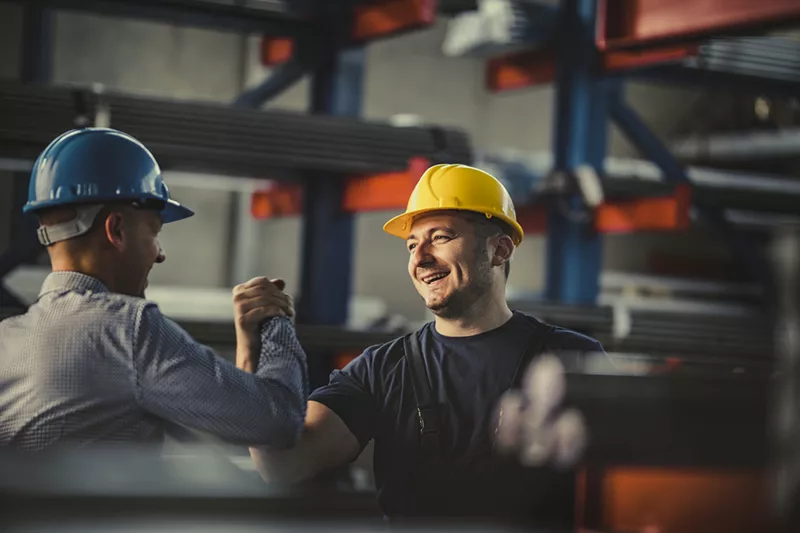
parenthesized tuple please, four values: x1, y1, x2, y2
(37, 204, 105, 246)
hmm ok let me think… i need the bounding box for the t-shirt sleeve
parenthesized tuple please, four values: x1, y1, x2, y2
(546, 327, 606, 354)
(308, 347, 380, 450)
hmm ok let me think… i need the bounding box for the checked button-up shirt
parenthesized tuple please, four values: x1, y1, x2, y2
(0, 271, 308, 451)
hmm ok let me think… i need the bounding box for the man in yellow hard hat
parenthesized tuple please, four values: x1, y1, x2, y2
(245, 164, 604, 526)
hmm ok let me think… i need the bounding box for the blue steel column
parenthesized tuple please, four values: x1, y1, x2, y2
(608, 86, 772, 290)
(544, 0, 607, 304)
(297, 46, 365, 326)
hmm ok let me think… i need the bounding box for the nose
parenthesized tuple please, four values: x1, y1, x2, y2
(410, 241, 434, 270)
(155, 244, 166, 264)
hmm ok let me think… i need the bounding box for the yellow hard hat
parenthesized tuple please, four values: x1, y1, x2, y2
(383, 164, 524, 246)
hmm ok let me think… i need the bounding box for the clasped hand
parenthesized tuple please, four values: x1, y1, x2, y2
(233, 277, 294, 337)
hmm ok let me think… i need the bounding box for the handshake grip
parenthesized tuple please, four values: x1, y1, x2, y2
(233, 277, 294, 330)
(233, 277, 295, 373)
(494, 354, 588, 470)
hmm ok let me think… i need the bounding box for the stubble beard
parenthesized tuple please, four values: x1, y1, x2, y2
(426, 250, 494, 320)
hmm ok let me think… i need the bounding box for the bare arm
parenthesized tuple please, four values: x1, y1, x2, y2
(249, 400, 361, 484)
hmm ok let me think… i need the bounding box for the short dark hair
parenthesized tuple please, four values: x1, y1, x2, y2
(462, 211, 513, 279)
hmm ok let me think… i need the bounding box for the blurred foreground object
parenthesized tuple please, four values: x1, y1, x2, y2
(494, 347, 778, 533)
(495, 354, 588, 469)
(770, 226, 800, 530)
(0, 446, 382, 532)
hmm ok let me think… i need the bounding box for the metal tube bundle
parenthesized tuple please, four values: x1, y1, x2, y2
(693, 37, 800, 84)
(0, 80, 473, 179)
(507, 299, 774, 362)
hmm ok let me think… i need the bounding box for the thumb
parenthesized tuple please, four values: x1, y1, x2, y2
(270, 278, 286, 291)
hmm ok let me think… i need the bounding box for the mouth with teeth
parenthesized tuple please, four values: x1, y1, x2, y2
(420, 271, 450, 285)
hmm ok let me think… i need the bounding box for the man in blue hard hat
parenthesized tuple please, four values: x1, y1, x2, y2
(0, 127, 308, 451)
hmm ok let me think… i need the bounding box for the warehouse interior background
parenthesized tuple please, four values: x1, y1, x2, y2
(1, 1, 800, 532)
(0, 2, 754, 324)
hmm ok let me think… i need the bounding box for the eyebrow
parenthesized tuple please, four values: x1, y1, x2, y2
(406, 226, 456, 242)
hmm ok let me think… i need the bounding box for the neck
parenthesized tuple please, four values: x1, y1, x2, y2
(434, 286, 513, 337)
(49, 252, 118, 293)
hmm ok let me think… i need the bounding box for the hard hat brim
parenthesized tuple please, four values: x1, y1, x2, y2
(383, 207, 523, 246)
(160, 199, 194, 223)
(25, 197, 194, 224)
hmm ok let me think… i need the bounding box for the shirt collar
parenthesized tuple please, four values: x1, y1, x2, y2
(39, 271, 110, 298)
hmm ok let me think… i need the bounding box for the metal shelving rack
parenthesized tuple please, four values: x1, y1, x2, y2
(0, 0, 454, 330)
(2, 0, 800, 365)
(476, 0, 800, 305)
(0, 5, 797, 529)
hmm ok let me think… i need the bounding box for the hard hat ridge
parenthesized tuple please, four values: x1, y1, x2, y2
(24, 127, 194, 224)
(383, 163, 524, 246)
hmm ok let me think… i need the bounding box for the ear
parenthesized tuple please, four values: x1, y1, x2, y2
(103, 211, 126, 251)
(491, 234, 514, 268)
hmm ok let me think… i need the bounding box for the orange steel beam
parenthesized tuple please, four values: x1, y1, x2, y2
(516, 186, 691, 235)
(595, 184, 692, 233)
(251, 182, 303, 219)
(342, 171, 417, 213)
(253, 176, 690, 237)
(486, 46, 557, 92)
(254, 184, 692, 235)
(260, 36, 294, 66)
(487, 43, 698, 92)
(261, 0, 437, 66)
(251, 158, 430, 220)
(576, 467, 774, 533)
(602, 43, 699, 71)
(599, 0, 800, 51)
(351, 0, 437, 43)
(342, 156, 429, 212)
(487, 0, 800, 91)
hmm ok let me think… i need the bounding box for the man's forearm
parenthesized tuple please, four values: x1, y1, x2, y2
(250, 444, 315, 484)
(248, 318, 309, 448)
(249, 401, 362, 486)
(235, 330, 260, 374)
(135, 311, 308, 447)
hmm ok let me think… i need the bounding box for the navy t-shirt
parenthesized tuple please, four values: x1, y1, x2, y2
(309, 310, 604, 525)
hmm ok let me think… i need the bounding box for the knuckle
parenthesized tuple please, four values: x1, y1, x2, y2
(262, 284, 278, 296)
(233, 290, 248, 303)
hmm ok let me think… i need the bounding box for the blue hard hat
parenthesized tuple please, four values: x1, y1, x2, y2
(24, 128, 194, 223)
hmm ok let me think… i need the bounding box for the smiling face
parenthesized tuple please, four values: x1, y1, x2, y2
(406, 211, 503, 319)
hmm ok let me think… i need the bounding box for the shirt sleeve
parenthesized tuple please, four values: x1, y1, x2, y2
(308, 348, 380, 451)
(546, 328, 606, 354)
(132, 303, 308, 448)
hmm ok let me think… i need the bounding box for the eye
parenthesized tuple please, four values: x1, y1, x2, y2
(433, 234, 451, 242)
(407, 243, 417, 252)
